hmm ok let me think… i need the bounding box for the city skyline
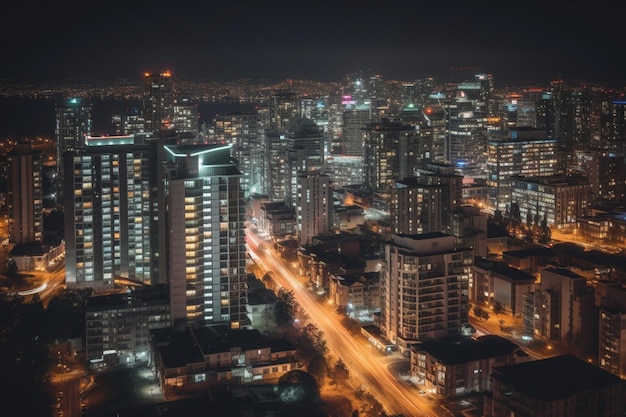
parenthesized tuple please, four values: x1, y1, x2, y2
(2, 1, 624, 87)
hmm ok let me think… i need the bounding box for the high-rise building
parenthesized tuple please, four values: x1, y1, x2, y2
(269, 88, 300, 131)
(143, 71, 174, 135)
(55, 97, 92, 203)
(283, 116, 324, 210)
(363, 117, 420, 192)
(391, 163, 463, 235)
(297, 172, 331, 246)
(443, 73, 494, 179)
(587, 150, 626, 207)
(595, 280, 626, 379)
(7, 142, 43, 243)
(380, 232, 472, 354)
(536, 268, 597, 358)
(164, 144, 248, 330)
(211, 112, 264, 195)
(486, 127, 559, 210)
(63, 135, 153, 292)
(173, 98, 199, 144)
(342, 102, 372, 157)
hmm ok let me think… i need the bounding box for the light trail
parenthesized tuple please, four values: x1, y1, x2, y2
(246, 231, 441, 417)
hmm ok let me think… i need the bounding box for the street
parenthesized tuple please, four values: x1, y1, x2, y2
(246, 229, 443, 417)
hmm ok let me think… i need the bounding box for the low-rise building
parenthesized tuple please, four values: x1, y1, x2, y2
(85, 284, 171, 368)
(484, 354, 626, 417)
(152, 325, 299, 398)
(411, 334, 523, 398)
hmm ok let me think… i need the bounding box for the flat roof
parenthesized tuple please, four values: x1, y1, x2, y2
(492, 354, 624, 402)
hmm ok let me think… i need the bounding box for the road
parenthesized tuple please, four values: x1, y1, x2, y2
(246, 230, 442, 417)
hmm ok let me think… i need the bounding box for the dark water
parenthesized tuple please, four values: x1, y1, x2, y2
(0, 96, 261, 140)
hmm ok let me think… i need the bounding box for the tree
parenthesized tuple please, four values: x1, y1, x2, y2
(5, 258, 19, 278)
(275, 369, 319, 402)
(331, 358, 349, 386)
(297, 323, 328, 362)
(340, 315, 362, 335)
(492, 301, 504, 316)
(509, 202, 521, 224)
(275, 288, 297, 327)
(472, 306, 489, 321)
(307, 355, 329, 388)
(0, 294, 55, 416)
(538, 217, 552, 245)
(262, 271, 276, 290)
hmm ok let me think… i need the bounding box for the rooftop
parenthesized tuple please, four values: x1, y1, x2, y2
(492, 354, 625, 402)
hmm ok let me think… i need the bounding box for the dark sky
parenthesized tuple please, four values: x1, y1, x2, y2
(2, 1, 624, 87)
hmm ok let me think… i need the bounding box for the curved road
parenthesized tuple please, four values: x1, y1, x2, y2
(246, 230, 442, 417)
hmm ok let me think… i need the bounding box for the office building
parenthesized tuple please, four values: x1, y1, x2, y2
(342, 102, 372, 157)
(164, 144, 248, 330)
(6, 142, 43, 244)
(444, 73, 494, 179)
(510, 174, 590, 229)
(380, 232, 472, 354)
(486, 127, 558, 210)
(324, 155, 363, 187)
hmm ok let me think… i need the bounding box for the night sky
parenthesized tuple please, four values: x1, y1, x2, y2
(2, 1, 624, 87)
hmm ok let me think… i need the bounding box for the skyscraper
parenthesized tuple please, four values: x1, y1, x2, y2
(55, 97, 92, 203)
(143, 71, 174, 135)
(164, 144, 248, 330)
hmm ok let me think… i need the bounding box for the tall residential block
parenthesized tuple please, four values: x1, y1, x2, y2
(363, 117, 420, 192)
(381, 232, 472, 354)
(391, 163, 463, 235)
(63, 135, 153, 292)
(595, 280, 626, 379)
(143, 71, 174, 135)
(297, 172, 331, 246)
(164, 144, 248, 330)
(536, 268, 597, 358)
(7, 142, 43, 243)
(55, 97, 92, 203)
(284, 117, 324, 210)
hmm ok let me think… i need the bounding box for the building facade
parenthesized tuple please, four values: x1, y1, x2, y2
(380, 232, 472, 353)
(63, 135, 153, 292)
(164, 144, 248, 330)
(7, 142, 43, 244)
